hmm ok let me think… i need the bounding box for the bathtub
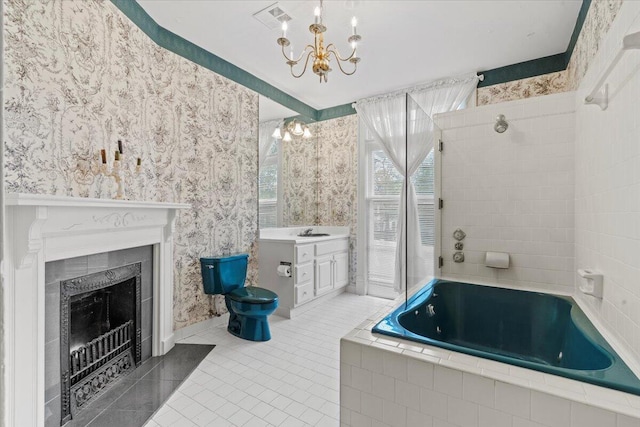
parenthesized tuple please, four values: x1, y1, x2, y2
(373, 279, 640, 396)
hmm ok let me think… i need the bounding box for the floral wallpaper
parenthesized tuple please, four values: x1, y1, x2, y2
(281, 133, 318, 227)
(3, 0, 259, 330)
(566, 0, 624, 90)
(477, 71, 568, 106)
(316, 115, 359, 287)
(280, 115, 359, 286)
(477, 0, 623, 105)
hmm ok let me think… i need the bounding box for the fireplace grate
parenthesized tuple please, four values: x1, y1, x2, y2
(69, 320, 133, 385)
(60, 263, 141, 425)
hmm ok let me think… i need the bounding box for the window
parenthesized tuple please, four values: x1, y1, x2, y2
(365, 139, 435, 296)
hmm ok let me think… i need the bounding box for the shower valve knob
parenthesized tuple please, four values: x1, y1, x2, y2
(453, 229, 466, 241)
(455, 242, 463, 250)
(453, 252, 465, 263)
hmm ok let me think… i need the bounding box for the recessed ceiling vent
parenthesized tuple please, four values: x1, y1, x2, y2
(253, 2, 293, 31)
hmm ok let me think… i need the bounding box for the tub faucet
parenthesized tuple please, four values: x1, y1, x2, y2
(301, 228, 313, 236)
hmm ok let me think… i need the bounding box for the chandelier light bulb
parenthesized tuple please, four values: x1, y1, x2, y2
(314, 6, 321, 24)
(281, 21, 288, 38)
(303, 127, 312, 139)
(351, 16, 357, 35)
(293, 122, 303, 135)
(283, 131, 292, 142)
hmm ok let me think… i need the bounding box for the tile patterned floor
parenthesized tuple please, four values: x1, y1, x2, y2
(69, 344, 214, 427)
(144, 293, 393, 427)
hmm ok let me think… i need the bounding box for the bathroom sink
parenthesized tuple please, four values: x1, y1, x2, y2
(298, 233, 330, 237)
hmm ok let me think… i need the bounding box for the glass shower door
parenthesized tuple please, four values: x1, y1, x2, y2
(405, 94, 439, 298)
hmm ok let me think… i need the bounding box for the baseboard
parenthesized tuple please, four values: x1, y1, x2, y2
(173, 315, 229, 342)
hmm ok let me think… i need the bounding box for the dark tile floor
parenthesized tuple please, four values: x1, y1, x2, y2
(68, 344, 214, 427)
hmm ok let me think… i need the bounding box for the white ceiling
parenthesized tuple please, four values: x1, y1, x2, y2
(138, 0, 582, 112)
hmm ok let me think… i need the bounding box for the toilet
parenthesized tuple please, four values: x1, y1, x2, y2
(200, 253, 278, 341)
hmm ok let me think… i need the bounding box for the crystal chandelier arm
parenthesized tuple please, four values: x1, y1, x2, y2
(290, 50, 315, 78)
(326, 49, 357, 75)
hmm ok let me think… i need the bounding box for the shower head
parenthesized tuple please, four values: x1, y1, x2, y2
(494, 114, 508, 133)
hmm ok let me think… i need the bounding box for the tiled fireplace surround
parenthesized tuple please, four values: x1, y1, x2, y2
(45, 246, 153, 426)
(4, 194, 189, 427)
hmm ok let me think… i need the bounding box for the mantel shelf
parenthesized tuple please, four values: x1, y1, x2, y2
(5, 193, 191, 210)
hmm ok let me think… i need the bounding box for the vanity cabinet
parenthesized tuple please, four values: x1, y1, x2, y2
(314, 240, 349, 296)
(258, 235, 349, 318)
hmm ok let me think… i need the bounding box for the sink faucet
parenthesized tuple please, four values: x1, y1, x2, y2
(302, 228, 313, 236)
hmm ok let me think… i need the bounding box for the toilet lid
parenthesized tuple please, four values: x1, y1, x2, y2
(228, 287, 278, 304)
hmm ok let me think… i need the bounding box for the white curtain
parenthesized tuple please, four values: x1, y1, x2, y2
(356, 73, 479, 292)
(258, 119, 281, 171)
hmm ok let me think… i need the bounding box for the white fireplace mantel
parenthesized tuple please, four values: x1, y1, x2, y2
(3, 193, 190, 427)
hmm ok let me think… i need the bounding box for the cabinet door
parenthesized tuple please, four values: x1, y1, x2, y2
(333, 251, 349, 289)
(315, 256, 333, 296)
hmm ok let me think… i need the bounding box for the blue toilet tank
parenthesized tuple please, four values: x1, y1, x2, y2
(200, 253, 248, 295)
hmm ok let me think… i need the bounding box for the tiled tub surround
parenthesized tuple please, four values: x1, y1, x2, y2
(574, 0, 640, 382)
(435, 91, 576, 293)
(45, 246, 153, 427)
(372, 280, 640, 396)
(340, 4, 640, 423)
(4, 194, 187, 427)
(341, 308, 640, 427)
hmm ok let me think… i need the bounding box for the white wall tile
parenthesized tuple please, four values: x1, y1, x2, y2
(463, 373, 495, 408)
(342, 341, 363, 368)
(395, 380, 420, 411)
(512, 418, 546, 427)
(434, 366, 463, 398)
(362, 345, 384, 374)
(350, 411, 373, 427)
(495, 382, 530, 419)
(530, 390, 571, 427)
(420, 388, 449, 421)
(447, 396, 479, 427)
(382, 399, 407, 426)
(341, 385, 361, 412)
(617, 414, 640, 427)
(407, 408, 433, 427)
(407, 358, 434, 389)
(361, 393, 383, 422)
(433, 419, 459, 427)
(573, 0, 640, 368)
(371, 373, 395, 402)
(570, 402, 616, 427)
(437, 92, 576, 290)
(479, 406, 512, 427)
(351, 366, 373, 393)
(383, 352, 408, 381)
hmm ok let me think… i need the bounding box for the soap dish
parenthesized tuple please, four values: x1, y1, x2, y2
(577, 269, 604, 299)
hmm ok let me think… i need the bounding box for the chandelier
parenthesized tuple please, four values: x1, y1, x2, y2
(277, 0, 361, 83)
(272, 119, 312, 142)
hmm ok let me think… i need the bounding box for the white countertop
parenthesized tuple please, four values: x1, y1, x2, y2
(258, 226, 350, 243)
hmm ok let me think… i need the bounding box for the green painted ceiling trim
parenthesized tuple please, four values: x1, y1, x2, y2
(478, 53, 566, 88)
(478, 0, 589, 88)
(110, 0, 317, 120)
(316, 103, 357, 121)
(113, 0, 591, 119)
(565, 0, 592, 66)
